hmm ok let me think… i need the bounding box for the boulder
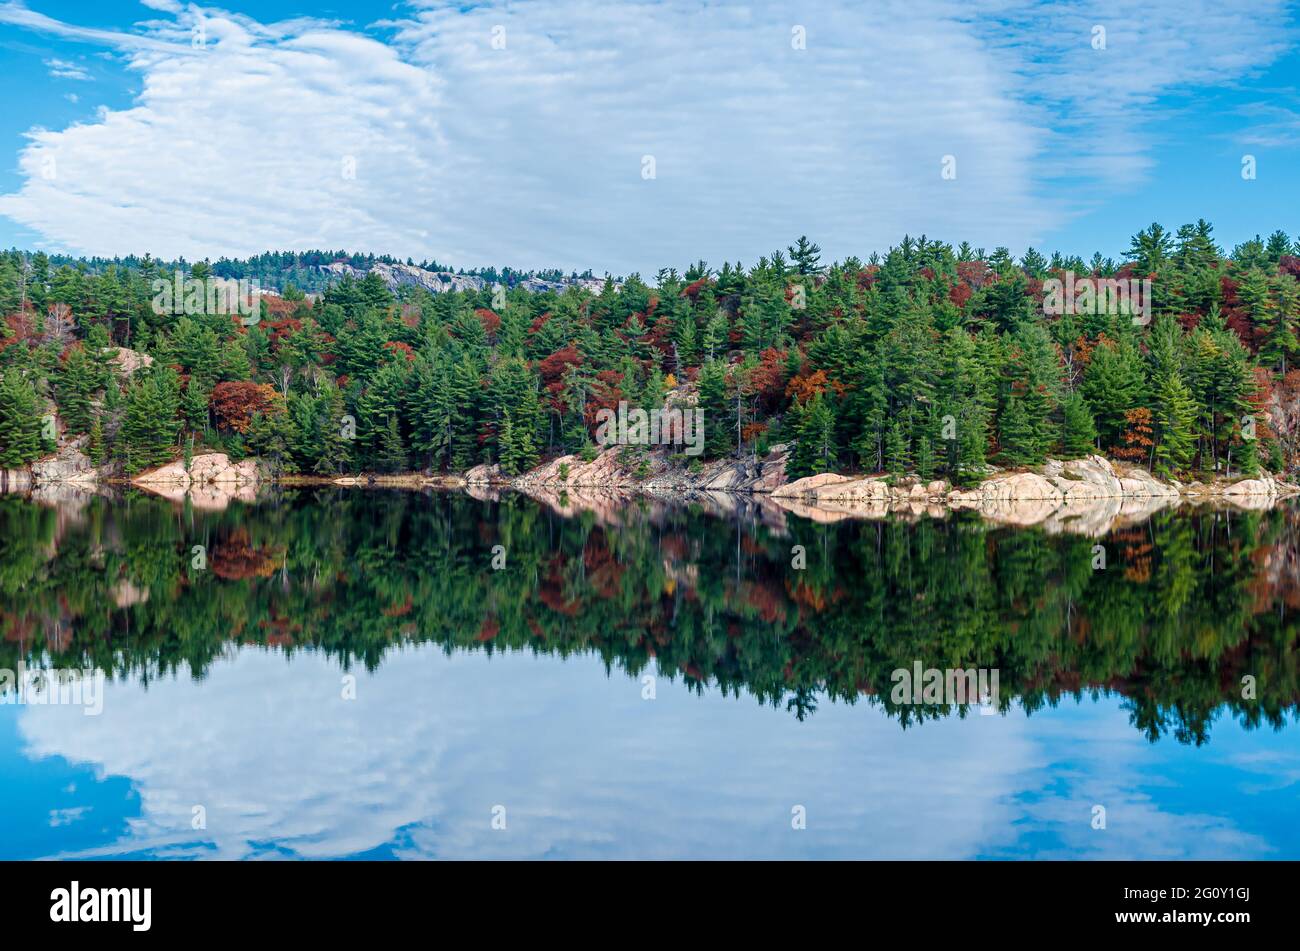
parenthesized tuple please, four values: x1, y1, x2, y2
(188, 453, 260, 485)
(1223, 478, 1274, 497)
(132, 454, 262, 502)
(464, 463, 504, 485)
(771, 473, 856, 498)
(132, 459, 190, 486)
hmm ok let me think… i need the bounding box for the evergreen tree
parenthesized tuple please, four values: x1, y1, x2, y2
(786, 392, 835, 478)
(313, 383, 353, 475)
(120, 367, 181, 473)
(998, 395, 1038, 466)
(1152, 371, 1199, 477)
(87, 411, 107, 466)
(1060, 391, 1098, 457)
(1082, 334, 1147, 449)
(698, 359, 733, 458)
(0, 370, 43, 467)
(378, 414, 407, 473)
(884, 421, 910, 479)
(56, 344, 97, 435)
(788, 235, 823, 275)
(915, 434, 936, 482)
(1259, 273, 1299, 374)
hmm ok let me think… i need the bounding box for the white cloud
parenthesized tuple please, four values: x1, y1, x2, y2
(0, 0, 1292, 272)
(48, 805, 90, 827)
(43, 57, 90, 80)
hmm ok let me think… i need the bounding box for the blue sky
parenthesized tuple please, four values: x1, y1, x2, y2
(0, 0, 1297, 275)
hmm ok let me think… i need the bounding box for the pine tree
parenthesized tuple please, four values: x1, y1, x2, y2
(788, 235, 823, 275)
(701, 311, 729, 361)
(378, 415, 407, 473)
(1060, 391, 1098, 457)
(180, 381, 210, 437)
(0, 370, 43, 467)
(56, 344, 97, 435)
(1234, 419, 1260, 476)
(246, 408, 289, 472)
(1152, 371, 1198, 477)
(997, 395, 1037, 466)
(698, 359, 732, 458)
(313, 384, 353, 475)
(884, 420, 909, 479)
(674, 311, 700, 368)
(448, 357, 481, 471)
(915, 434, 935, 482)
(953, 395, 989, 484)
(785, 391, 836, 478)
(120, 367, 181, 473)
(1259, 273, 1299, 375)
(498, 411, 539, 476)
(1082, 335, 1146, 449)
(87, 412, 106, 466)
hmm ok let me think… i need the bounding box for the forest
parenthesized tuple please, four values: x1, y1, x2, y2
(1, 222, 1298, 484)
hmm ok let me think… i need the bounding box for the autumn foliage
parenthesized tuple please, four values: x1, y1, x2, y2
(210, 381, 282, 434)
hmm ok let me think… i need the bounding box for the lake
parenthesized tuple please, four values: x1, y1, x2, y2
(1, 489, 1297, 859)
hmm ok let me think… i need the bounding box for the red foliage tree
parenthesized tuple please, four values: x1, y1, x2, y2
(475, 308, 501, 338)
(210, 381, 282, 434)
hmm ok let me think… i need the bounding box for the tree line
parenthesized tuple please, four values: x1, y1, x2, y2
(1, 222, 1298, 481)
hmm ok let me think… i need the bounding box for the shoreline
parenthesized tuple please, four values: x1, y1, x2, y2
(8, 443, 1298, 537)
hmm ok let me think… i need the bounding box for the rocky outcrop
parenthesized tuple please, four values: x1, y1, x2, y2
(760, 454, 1300, 536)
(773, 472, 890, 502)
(647, 444, 792, 492)
(131, 453, 262, 510)
(133, 453, 261, 488)
(109, 346, 153, 377)
(501, 443, 794, 494)
(30, 438, 107, 485)
(464, 463, 504, 485)
(318, 261, 612, 297)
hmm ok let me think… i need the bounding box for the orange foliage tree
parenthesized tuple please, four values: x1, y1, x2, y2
(1112, 407, 1155, 465)
(210, 381, 282, 434)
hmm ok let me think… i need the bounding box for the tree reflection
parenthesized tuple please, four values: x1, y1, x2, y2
(1, 491, 1297, 745)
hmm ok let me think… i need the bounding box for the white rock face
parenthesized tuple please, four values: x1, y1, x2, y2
(463, 463, 503, 485)
(133, 453, 260, 487)
(1223, 477, 1274, 497)
(318, 261, 614, 297)
(109, 347, 154, 377)
(773, 473, 889, 502)
(130, 453, 261, 510)
(30, 437, 104, 485)
(507, 443, 794, 495)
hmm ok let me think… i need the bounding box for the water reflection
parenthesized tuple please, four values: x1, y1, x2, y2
(2, 490, 1297, 745)
(2, 490, 1299, 859)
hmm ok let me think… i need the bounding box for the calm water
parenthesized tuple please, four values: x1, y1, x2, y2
(1, 489, 1297, 860)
